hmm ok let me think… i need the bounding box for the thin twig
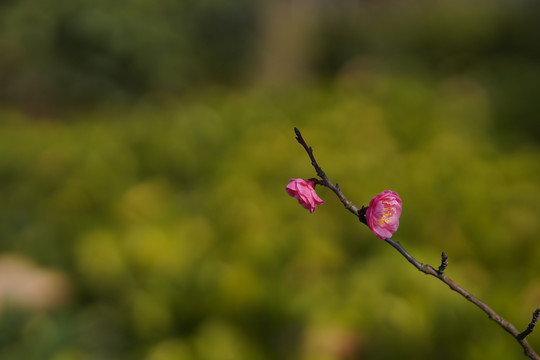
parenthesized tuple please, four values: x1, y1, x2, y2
(295, 128, 367, 224)
(293, 127, 540, 360)
(519, 309, 540, 340)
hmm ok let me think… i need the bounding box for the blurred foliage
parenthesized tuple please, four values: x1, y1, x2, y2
(0, 0, 540, 359)
(0, 0, 258, 109)
(0, 82, 539, 359)
(0, 0, 539, 146)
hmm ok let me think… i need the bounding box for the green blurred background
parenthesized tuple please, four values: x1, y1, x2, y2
(1, 0, 539, 359)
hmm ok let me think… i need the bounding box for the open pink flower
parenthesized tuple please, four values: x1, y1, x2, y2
(286, 178, 324, 213)
(366, 190, 402, 239)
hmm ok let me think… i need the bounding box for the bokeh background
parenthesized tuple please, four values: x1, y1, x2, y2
(1, 0, 539, 359)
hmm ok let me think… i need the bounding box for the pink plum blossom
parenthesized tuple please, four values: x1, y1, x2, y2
(366, 190, 402, 239)
(286, 178, 324, 213)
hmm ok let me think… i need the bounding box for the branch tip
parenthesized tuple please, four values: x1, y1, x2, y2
(294, 128, 303, 145)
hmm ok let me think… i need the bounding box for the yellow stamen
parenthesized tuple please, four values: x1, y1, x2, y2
(377, 203, 394, 225)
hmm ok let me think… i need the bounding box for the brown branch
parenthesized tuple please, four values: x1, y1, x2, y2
(294, 127, 367, 224)
(293, 127, 540, 360)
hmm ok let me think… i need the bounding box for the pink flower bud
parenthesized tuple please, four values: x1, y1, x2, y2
(286, 178, 324, 213)
(366, 190, 402, 239)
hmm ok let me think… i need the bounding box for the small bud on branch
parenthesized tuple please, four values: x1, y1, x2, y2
(286, 178, 324, 213)
(438, 252, 448, 274)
